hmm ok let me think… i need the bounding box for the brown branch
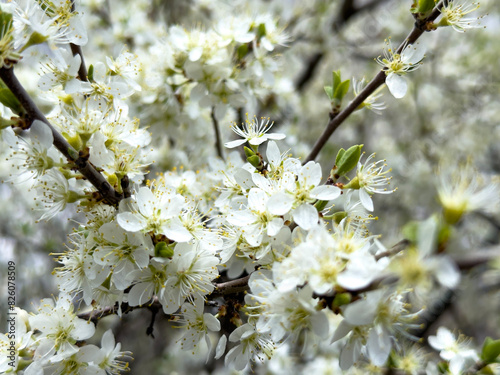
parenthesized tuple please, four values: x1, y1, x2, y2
(0, 67, 123, 206)
(304, 1, 445, 163)
(70, 0, 88, 82)
(76, 275, 252, 324)
(375, 239, 410, 260)
(212, 274, 251, 296)
(211, 107, 225, 160)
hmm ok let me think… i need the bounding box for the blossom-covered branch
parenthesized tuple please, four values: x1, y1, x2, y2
(305, 1, 445, 163)
(0, 67, 122, 205)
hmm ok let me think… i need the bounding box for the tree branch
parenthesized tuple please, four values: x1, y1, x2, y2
(0, 67, 123, 206)
(211, 107, 225, 160)
(375, 239, 410, 260)
(305, 1, 445, 163)
(70, 0, 88, 82)
(212, 274, 251, 296)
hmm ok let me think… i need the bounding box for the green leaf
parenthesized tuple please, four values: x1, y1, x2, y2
(247, 155, 261, 169)
(0, 88, 23, 114)
(87, 64, 94, 82)
(481, 337, 500, 363)
(335, 148, 346, 166)
(418, 0, 436, 14)
(244, 146, 255, 158)
(336, 144, 363, 177)
(332, 70, 341, 91)
(334, 79, 350, 102)
(324, 86, 334, 100)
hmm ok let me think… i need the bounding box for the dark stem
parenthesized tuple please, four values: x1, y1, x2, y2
(212, 274, 251, 296)
(211, 107, 225, 160)
(70, 0, 88, 82)
(0, 67, 122, 206)
(375, 239, 410, 260)
(304, 1, 445, 163)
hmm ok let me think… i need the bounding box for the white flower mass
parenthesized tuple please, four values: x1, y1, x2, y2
(0, 0, 498, 374)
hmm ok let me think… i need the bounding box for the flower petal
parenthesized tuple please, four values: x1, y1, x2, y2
(386, 73, 407, 99)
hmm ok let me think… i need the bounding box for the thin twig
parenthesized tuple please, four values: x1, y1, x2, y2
(70, 0, 88, 82)
(211, 107, 225, 160)
(305, 1, 445, 163)
(375, 239, 410, 260)
(0, 67, 122, 206)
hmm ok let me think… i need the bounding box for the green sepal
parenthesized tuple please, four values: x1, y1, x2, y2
(87, 64, 94, 82)
(17, 359, 33, 371)
(0, 81, 23, 114)
(336, 144, 363, 177)
(343, 176, 360, 190)
(101, 274, 112, 289)
(244, 146, 255, 158)
(66, 133, 83, 152)
(324, 85, 334, 101)
(67, 190, 83, 204)
(19, 31, 49, 52)
(67, 146, 80, 161)
(155, 242, 174, 258)
(481, 337, 500, 364)
(247, 155, 261, 169)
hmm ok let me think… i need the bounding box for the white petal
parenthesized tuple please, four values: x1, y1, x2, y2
(248, 188, 267, 212)
(189, 47, 203, 62)
(310, 312, 329, 339)
(137, 187, 155, 217)
(30, 120, 53, 149)
(267, 217, 283, 236)
(227, 210, 256, 226)
(299, 161, 322, 187)
(127, 282, 153, 306)
(344, 299, 377, 326)
(310, 185, 341, 201)
(266, 141, 280, 168)
(267, 192, 294, 215)
(224, 139, 246, 148)
(117, 212, 147, 232)
(292, 204, 318, 230)
(386, 73, 408, 99)
(359, 188, 374, 212)
(265, 133, 286, 140)
(215, 335, 227, 360)
(163, 220, 193, 242)
(331, 319, 353, 343)
(367, 328, 392, 366)
(204, 313, 221, 332)
(434, 257, 460, 288)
